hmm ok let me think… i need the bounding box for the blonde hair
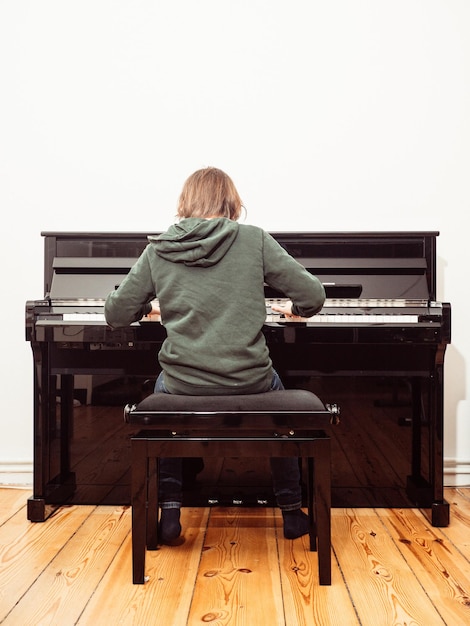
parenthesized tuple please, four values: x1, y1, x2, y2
(177, 167, 243, 220)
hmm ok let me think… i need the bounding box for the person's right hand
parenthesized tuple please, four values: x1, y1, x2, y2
(271, 301, 302, 319)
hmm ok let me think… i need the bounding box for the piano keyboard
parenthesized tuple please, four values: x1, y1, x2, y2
(61, 311, 420, 325)
(265, 313, 419, 324)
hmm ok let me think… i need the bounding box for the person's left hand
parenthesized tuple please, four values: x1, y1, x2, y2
(145, 300, 161, 319)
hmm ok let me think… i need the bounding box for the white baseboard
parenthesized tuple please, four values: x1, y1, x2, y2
(0, 461, 33, 487)
(444, 458, 470, 487)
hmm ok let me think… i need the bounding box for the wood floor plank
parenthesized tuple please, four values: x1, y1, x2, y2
(0, 488, 30, 526)
(276, 510, 360, 626)
(188, 507, 285, 625)
(439, 487, 470, 558)
(379, 507, 470, 625)
(3, 505, 129, 626)
(449, 487, 470, 515)
(332, 508, 447, 625)
(1, 488, 469, 625)
(0, 503, 95, 622)
(78, 506, 209, 626)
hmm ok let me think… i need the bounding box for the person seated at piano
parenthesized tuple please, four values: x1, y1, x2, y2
(104, 167, 325, 544)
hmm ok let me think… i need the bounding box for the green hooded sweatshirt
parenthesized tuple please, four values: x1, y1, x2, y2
(104, 218, 325, 395)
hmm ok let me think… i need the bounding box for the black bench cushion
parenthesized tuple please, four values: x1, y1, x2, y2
(130, 389, 327, 414)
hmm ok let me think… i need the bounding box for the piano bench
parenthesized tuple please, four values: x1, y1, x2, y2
(124, 389, 336, 586)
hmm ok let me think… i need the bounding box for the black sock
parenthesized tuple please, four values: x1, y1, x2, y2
(159, 508, 182, 543)
(282, 509, 310, 539)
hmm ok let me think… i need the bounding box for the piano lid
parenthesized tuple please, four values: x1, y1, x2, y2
(42, 231, 438, 302)
(50, 257, 137, 299)
(301, 257, 430, 300)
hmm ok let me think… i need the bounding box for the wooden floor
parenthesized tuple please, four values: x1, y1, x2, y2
(1, 488, 470, 625)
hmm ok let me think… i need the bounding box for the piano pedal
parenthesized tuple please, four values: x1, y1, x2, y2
(398, 416, 412, 427)
(232, 492, 244, 505)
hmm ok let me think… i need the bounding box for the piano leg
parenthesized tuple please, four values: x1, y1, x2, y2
(60, 374, 73, 476)
(406, 375, 449, 527)
(431, 501, 450, 527)
(430, 364, 450, 527)
(410, 377, 422, 479)
(29, 341, 52, 522)
(28, 343, 76, 522)
(27, 497, 58, 523)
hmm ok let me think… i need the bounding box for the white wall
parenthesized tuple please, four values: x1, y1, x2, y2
(1, 0, 469, 485)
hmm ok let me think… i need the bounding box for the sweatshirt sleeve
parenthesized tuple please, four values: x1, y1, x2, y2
(104, 245, 156, 328)
(262, 231, 326, 317)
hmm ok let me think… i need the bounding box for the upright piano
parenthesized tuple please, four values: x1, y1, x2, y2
(26, 231, 451, 526)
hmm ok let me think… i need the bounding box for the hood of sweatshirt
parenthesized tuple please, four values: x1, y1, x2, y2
(148, 217, 240, 267)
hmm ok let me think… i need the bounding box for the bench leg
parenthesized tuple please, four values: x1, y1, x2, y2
(131, 438, 148, 584)
(307, 457, 318, 552)
(146, 457, 159, 550)
(314, 438, 331, 585)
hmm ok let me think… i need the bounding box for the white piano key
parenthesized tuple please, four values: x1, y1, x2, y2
(266, 313, 419, 324)
(64, 310, 419, 325)
(63, 313, 106, 321)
